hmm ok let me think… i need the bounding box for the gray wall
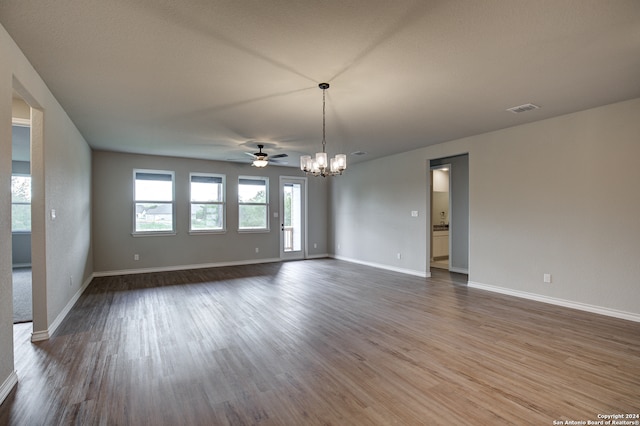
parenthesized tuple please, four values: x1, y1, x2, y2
(1, 22, 93, 399)
(0, 25, 13, 395)
(468, 98, 640, 315)
(330, 151, 429, 276)
(331, 97, 640, 317)
(92, 151, 329, 273)
(11, 234, 31, 267)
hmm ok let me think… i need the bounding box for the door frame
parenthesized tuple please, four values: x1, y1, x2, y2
(12, 82, 47, 341)
(279, 176, 307, 260)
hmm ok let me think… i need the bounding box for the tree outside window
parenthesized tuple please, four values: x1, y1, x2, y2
(190, 173, 225, 232)
(134, 170, 175, 233)
(238, 177, 269, 230)
(11, 175, 31, 232)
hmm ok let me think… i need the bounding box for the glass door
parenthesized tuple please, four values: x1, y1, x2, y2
(279, 177, 306, 260)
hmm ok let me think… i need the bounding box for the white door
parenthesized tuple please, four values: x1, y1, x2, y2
(279, 177, 306, 260)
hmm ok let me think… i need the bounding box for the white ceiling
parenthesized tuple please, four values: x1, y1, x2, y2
(2, 0, 640, 166)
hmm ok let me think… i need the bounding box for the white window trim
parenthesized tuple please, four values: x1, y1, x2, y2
(238, 176, 270, 232)
(189, 172, 226, 234)
(132, 169, 176, 236)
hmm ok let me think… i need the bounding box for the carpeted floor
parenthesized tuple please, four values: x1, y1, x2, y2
(13, 267, 32, 323)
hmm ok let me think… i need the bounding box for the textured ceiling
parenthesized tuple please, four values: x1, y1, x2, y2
(2, 0, 640, 166)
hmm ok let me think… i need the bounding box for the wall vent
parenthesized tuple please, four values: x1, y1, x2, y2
(506, 103, 540, 114)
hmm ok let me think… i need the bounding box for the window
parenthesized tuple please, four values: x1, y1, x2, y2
(238, 177, 269, 231)
(11, 175, 31, 232)
(190, 173, 225, 232)
(134, 170, 175, 234)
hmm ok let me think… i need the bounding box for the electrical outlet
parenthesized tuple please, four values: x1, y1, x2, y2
(543, 273, 552, 283)
(397, 253, 402, 260)
(255, 247, 259, 253)
(314, 243, 317, 249)
(69, 275, 73, 287)
(134, 254, 140, 261)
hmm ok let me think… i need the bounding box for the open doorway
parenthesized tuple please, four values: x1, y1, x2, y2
(430, 165, 450, 270)
(11, 94, 32, 324)
(429, 154, 469, 275)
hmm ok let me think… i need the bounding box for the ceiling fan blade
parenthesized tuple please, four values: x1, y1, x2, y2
(271, 153, 288, 159)
(244, 151, 257, 158)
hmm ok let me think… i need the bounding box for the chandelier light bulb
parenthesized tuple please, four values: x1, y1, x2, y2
(316, 152, 328, 168)
(300, 155, 312, 171)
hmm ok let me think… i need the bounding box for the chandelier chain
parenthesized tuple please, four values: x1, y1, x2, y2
(322, 86, 327, 153)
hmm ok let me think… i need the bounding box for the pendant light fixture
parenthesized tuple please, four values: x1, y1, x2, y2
(300, 83, 347, 177)
(251, 145, 269, 168)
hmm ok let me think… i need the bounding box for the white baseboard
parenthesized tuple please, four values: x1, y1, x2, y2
(93, 257, 283, 278)
(448, 266, 469, 274)
(306, 253, 329, 259)
(331, 255, 429, 278)
(30, 330, 49, 342)
(0, 371, 18, 405)
(468, 281, 640, 323)
(31, 274, 94, 342)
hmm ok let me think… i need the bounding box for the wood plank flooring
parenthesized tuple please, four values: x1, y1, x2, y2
(1, 259, 639, 425)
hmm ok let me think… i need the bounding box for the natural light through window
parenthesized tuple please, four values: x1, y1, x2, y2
(11, 175, 31, 232)
(134, 170, 175, 234)
(238, 177, 269, 231)
(190, 173, 225, 232)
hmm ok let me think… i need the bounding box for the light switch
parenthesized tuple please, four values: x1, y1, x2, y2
(411, 210, 418, 217)
(50, 209, 56, 220)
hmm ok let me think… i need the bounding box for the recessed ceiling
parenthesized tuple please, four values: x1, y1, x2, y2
(1, 0, 639, 165)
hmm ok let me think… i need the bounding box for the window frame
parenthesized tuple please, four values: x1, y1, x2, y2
(132, 169, 176, 236)
(11, 173, 32, 233)
(238, 176, 270, 232)
(189, 172, 226, 234)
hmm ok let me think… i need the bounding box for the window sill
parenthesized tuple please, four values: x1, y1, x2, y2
(131, 231, 177, 237)
(189, 230, 226, 235)
(237, 229, 270, 234)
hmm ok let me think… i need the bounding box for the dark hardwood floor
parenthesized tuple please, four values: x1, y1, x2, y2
(1, 259, 639, 425)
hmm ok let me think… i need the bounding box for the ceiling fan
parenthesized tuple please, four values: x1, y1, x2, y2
(245, 144, 288, 167)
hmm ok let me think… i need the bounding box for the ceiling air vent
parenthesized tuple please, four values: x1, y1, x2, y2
(506, 103, 540, 114)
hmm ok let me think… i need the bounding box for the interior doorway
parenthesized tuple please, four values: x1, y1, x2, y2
(12, 81, 47, 341)
(279, 177, 307, 260)
(429, 154, 469, 274)
(11, 95, 33, 324)
(430, 165, 450, 270)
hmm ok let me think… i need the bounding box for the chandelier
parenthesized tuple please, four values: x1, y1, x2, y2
(300, 83, 347, 177)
